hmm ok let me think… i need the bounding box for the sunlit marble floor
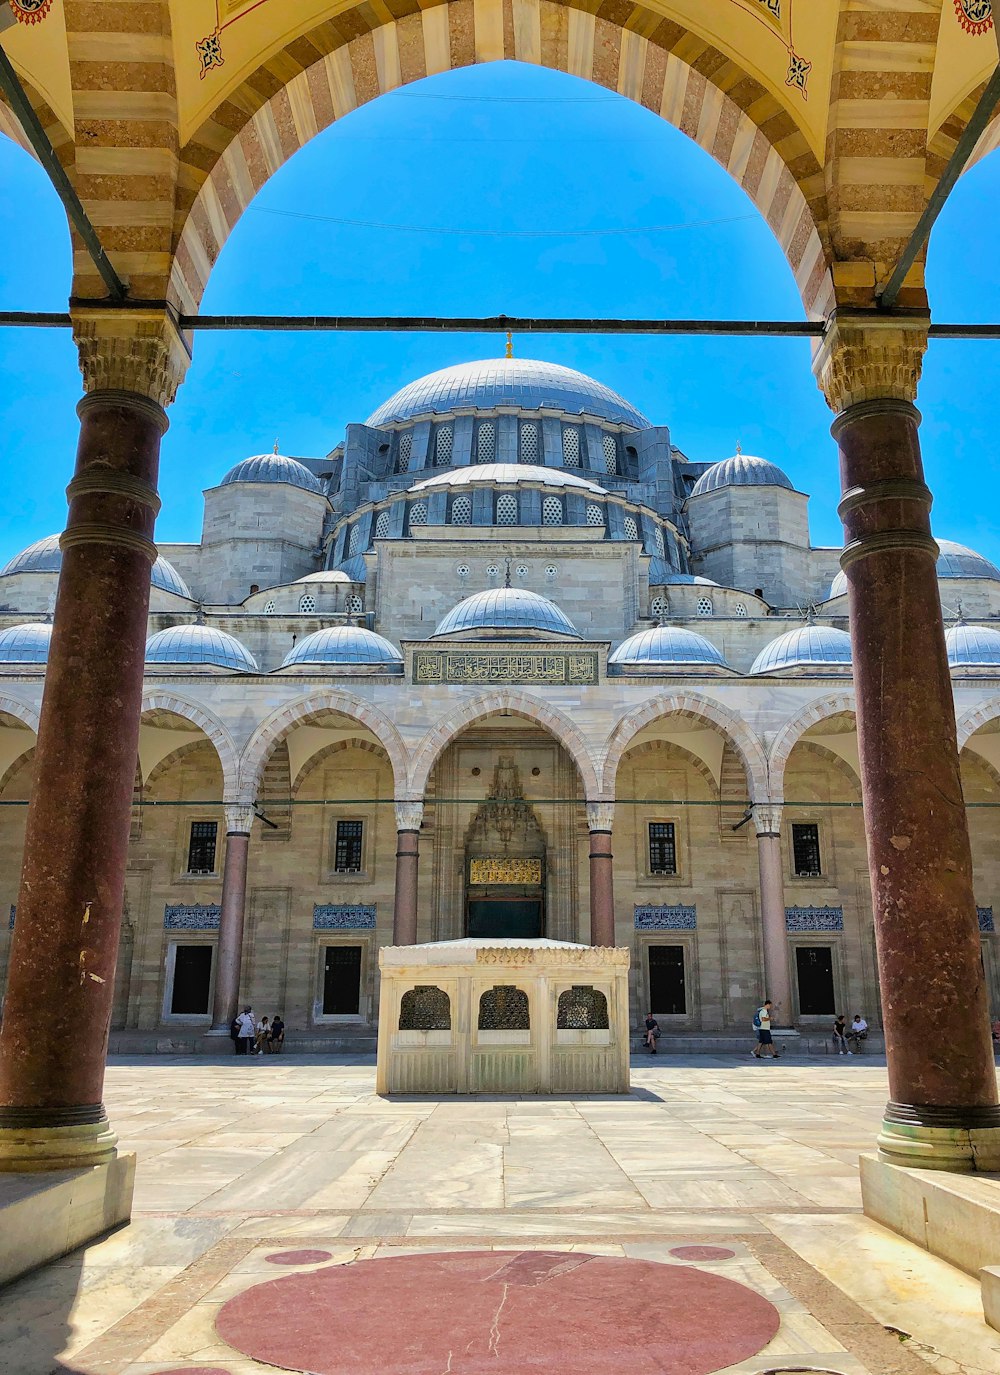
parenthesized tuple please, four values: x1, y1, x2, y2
(1, 1056, 997, 1375)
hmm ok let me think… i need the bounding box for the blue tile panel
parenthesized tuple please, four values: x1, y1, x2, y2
(313, 904, 377, 929)
(634, 904, 697, 930)
(8, 904, 14, 930)
(785, 906, 844, 932)
(164, 904, 222, 930)
(979, 906, 995, 933)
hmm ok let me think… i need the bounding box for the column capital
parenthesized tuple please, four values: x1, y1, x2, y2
(395, 800, 424, 832)
(751, 803, 782, 837)
(225, 804, 255, 836)
(813, 311, 928, 416)
(586, 801, 615, 833)
(72, 305, 192, 408)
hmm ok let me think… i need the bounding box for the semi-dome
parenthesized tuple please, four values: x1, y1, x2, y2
(145, 625, 258, 673)
(608, 626, 730, 672)
(335, 556, 368, 582)
(690, 454, 794, 497)
(946, 623, 1000, 668)
(751, 624, 852, 675)
(409, 464, 606, 496)
(366, 358, 649, 429)
(0, 622, 51, 663)
(434, 587, 577, 639)
(647, 558, 718, 587)
(828, 538, 1000, 599)
(1, 534, 192, 598)
(219, 453, 324, 495)
(280, 626, 403, 670)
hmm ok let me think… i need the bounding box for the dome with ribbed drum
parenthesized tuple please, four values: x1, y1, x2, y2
(366, 358, 649, 429)
(0, 622, 51, 664)
(828, 538, 1000, 600)
(608, 626, 731, 674)
(751, 624, 852, 676)
(280, 626, 403, 672)
(946, 623, 1000, 668)
(145, 625, 258, 673)
(690, 454, 794, 497)
(220, 453, 324, 495)
(434, 587, 577, 639)
(1, 534, 192, 599)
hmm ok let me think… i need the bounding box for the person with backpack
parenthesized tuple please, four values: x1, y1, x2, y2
(751, 999, 780, 1059)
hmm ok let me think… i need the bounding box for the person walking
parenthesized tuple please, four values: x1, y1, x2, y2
(832, 1014, 848, 1056)
(751, 1000, 780, 1059)
(847, 1013, 868, 1054)
(234, 1005, 256, 1056)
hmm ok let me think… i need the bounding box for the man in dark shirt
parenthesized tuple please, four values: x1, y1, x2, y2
(643, 1013, 660, 1053)
(269, 1014, 285, 1053)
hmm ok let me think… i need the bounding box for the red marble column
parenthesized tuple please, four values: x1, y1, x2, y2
(753, 807, 794, 1030)
(392, 803, 423, 945)
(210, 807, 254, 1032)
(587, 804, 616, 948)
(818, 316, 1000, 1168)
(0, 388, 168, 1169)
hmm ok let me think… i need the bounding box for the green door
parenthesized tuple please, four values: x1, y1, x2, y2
(467, 899, 542, 939)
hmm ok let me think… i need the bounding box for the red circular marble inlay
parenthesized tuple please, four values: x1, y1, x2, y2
(669, 1246, 737, 1262)
(215, 1249, 780, 1375)
(265, 1249, 334, 1265)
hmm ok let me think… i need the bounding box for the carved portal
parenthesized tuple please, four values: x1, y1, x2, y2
(465, 756, 547, 938)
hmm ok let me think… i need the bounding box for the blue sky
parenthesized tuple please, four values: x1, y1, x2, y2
(1, 59, 998, 566)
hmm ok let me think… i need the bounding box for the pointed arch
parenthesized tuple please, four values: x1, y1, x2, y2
(407, 690, 601, 800)
(767, 690, 857, 801)
(0, 695, 40, 735)
(600, 691, 768, 801)
(957, 697, 1000, 752)
(140, 689, 241, 798)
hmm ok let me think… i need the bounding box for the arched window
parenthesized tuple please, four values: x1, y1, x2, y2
(263, 599, 276, 614)
(477, 421, 496, 463)
(586, 503, 605, 528)
(603, 434, 618, 475)
(542, 495, 564, 526)
(650, 595, 666, 617)
(519, 422, 539, 463)
(348, 525, 362, 556)
(496, 493, 518, 526)
(557, 986, 609, 1029)
(346, 593, 364, 614)
(399, 985, 452, 1030)
(374, 510, 390, 540)
(562, 427, 580, 468)
(735, 602, 748, 618)
(298, 593, 316, 613)
(478, 985, 530, 1030)
(623, 516, 638, 541)
(654, 527, 665, 558)
(697, 597, 714, 617)
(396, 430, 412, 474)
(409, 501, 428, 528)
(434, 424, 453, 466)
(451, 494, 472, 525)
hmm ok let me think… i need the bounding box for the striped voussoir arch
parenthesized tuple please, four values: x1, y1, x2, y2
(0, 74, 71, 169)
(170, 0, 832, 317)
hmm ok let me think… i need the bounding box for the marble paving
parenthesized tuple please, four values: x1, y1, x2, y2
(0, 1055, 998, 1375)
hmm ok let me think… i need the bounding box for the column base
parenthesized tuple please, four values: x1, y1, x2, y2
(0, 1105, 118, 1172)
(877, 1102, 1000, 1172)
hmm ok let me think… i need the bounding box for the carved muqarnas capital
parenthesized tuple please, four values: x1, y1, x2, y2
(813, 312, 928, 415)
(225, 804, 256, 835)
(586, 801, 615, 832)
(73, 307, 192, 407)
(395, 801, 424, 832)
(751, 803, 782, 837)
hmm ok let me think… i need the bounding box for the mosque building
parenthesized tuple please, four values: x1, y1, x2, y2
(1, 352, 999, 1048)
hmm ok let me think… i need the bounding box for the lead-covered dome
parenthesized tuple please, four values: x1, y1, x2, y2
(609, 626, 730, 673)
(0, 622, 51, 663)
(145, 625, 258, 673)
(434, 587, 577, 639)
(220, 453, 324, 495)
(946, 623, 1000, 668)
(1, 534, 191, 598)
(280, 626, 403, 672)
(828, 537, 1000, 599)
(408, 464, 606, 496)
(366, 358, 649, 429)
(751, 624, 852, 675)
(690, 454, 794, 497)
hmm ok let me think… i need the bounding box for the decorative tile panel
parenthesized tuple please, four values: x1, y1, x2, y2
(785, 906, 843, 932)
(634, 904, 696, 930)
(413, 649, 598, 686)
(979, 906, 995, 933)
(313, 904, 377, 930)
(164, 904, 221, 930)
(8, 904, 14, 930)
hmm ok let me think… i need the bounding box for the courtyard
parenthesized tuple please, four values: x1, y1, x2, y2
(2, 1054, 998, 1375)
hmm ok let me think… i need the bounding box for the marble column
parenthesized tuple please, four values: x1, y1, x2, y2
(210, 805, 255, 1032)
(587, 803, 616, 948)
(815, 313, 1000, 1169)
(0, 309, 190, 1170)
(752, 805, 793, 1029)
(393, 802, 423, 945)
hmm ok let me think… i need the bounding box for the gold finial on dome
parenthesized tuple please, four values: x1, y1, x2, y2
(505, 331, 513, 360)
(735, 441, 742, 455)
(273, 439, 280, 454)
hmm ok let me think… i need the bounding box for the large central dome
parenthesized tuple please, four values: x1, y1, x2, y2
(366, 358, 649, 429)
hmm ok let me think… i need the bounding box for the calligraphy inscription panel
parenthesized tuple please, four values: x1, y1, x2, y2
(470, 858, 543, 885)
(414, 650, 598, 685)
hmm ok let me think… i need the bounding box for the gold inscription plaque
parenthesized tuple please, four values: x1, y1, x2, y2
(414, 650, 598, 686)
(469, 857, 542, 885)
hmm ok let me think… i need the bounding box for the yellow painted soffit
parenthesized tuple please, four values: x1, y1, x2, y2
(1, 0, 73, 146)
(929, 2, 997, 144)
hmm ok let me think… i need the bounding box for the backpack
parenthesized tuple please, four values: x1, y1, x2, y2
(752, 1009, 762, 1030)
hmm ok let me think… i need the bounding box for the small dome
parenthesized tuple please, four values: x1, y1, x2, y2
(608, 626, 730, 672)
(296, 570, 354, 585)
(281, 626, 403, 670)
(946, 623, 1000, 668)
(690, 455, 794, 497)
(145, 625, 258, 673)
(220, 453, 324, 495)
(434, 587, 577, 639)
(751, 624, 852, 675)
(408, 464, 606, 496)
(0, 622, 51, 663)
(366, 357, 649, 428)
(648, 558, 718, 587)
(828, 538, 1000, 600)
(1, 534, 191, 598)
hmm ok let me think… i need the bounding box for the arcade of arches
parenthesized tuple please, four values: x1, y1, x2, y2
(2, 0, 1000, 1198)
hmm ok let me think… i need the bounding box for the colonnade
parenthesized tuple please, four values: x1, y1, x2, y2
(0, 307, 998, 1174)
